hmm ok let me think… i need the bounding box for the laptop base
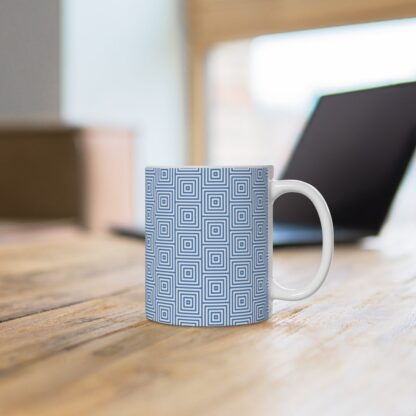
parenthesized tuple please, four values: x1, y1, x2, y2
(272, 224, 370, 247)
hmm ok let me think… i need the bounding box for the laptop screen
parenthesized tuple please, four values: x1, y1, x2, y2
(274, 82, 416, 231)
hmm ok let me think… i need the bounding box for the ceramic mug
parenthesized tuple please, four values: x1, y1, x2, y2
(145, 166, 333, 327)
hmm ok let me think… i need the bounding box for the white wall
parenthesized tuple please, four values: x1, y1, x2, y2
(0, 0, 61, 120)
(62, 0, 188, 226)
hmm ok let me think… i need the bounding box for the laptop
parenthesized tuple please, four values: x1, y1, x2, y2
(273, 81, 416, 246)
(114, 82, 416, 246)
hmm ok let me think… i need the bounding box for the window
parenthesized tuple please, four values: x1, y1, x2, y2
(207, 18, 416, 167)
(206, 18, 416, 223)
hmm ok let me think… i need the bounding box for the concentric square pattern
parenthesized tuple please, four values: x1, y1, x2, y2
(145, 167, 269, 326)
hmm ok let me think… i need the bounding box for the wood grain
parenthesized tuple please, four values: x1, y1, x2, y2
(0, 230, 415, 415)
(0, 235, 143, 322)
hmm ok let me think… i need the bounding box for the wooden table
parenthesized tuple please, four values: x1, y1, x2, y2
(0, 229, 415, 415)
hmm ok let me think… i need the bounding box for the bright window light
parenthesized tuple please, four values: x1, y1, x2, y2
(250, 19, 416, 110)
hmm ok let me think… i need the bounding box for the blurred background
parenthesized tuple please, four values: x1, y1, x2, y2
(0, 0, 415, 240)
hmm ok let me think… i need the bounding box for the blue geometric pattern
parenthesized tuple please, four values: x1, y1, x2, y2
(145, 167, 270, 326)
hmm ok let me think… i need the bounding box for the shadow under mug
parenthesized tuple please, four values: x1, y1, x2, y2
(145, 166, 333, 327)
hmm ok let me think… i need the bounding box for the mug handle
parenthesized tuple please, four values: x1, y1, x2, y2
(270, 180, 334, 301)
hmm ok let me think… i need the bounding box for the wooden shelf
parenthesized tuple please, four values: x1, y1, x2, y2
(0, 125, 134, 230)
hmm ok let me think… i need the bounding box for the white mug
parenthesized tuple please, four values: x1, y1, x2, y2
(145, 166, 334, 326)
